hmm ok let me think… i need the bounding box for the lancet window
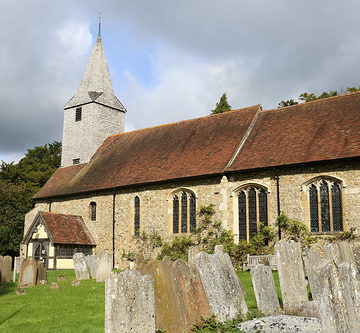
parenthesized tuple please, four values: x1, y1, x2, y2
(238, 186, 268, 241)
(307, 178, 343, 233)
(172, 191, 196, 234)
(89, 201, 97, 221)
(134, 196, 140, 236)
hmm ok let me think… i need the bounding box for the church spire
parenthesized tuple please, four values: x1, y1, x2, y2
(64, 20, 126, 112)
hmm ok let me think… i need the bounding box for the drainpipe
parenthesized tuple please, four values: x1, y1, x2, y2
(49, 200, 52, 212)
(274, 169, 281, 240)
(112, 190, 116, 269)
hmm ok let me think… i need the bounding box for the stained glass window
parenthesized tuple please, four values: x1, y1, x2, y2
(134, 196, 140, 236)
(248, 188, 258, 239)
(309, 185, 319, 232)
(173, 195, 179, 233)
(238, 191, 247, 240)
(331, 184, 343, 231)
(320, 181, 330, 232)
(258, 189, 268, 227)
(190, 194, 196, 233)
(90, 202, 96, 221)
(181, 192, 188, 233)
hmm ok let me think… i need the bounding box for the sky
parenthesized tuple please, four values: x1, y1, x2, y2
(1, 0, 360, 163)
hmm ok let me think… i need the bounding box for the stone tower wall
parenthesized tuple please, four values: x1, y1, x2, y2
(61, 102, 125, 167)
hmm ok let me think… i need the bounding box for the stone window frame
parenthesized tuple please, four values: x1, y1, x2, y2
(89, 201, 97, 221)
(169, 188, 197, 235)
(302, 175, 345, 234)
(233, 183, 270, 242)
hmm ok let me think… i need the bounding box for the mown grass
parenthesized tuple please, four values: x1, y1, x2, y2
(0, 270, 282, 332)
(0, 270, 104, 333)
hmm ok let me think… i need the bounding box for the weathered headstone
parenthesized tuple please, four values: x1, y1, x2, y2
(0, 256, 3, 282)
(105, 270, 155, 333)
(303, 248, 325, 301)
(324, 242, 343, 265)
(13, 257, 24, 283)
(338, 241, 355, 263)
(138, 258, 211, 332)
(188, 246, 200, 264)
(57, 274, 67, 282)
(73, 252, 90, 280)
(85, 254, 97, 279)
(193, 246, 248, 322)
(1, 256, 12, 282)
(18, 257, 37, 288)
(50, 282, 59, 289)
(251, 264, 280, 314)
(315, 260, 360, 333)
(0, 271, 2, 292)
(71, 279, 80, 287)
(36, 261, 47, 285)
(96, 251, 112, 282)
(274, 240, 308, 312)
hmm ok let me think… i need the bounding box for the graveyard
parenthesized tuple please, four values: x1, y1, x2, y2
(1, 240, 360, 332)
(0, 266, 272, 332)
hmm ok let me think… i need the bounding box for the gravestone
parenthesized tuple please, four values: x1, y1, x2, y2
(1, 256, 12, 282)
(13, 257, 24, 283)
(0, 271, 2, 292)
(85, 254, 97, 279)
(324, 242, 343, 265)
(0, 256, 3, 282)
(36, 261, 47, 284)
(138, 258, 211, 332)
(50, 282, 59, 289)
(96, 251, 112, 282)
(303, 248, 325, 301)
(188, 246, 200, 264)
(251, 264, 280, 314)
(57, 274, 67, 282)
(193, 246, 248, 322)
(18, 257, 37, 288)
(315, 260, 360, 333)
(105, 270, 155, 333)
(73, 253, 90, 280)
(274, 240, 308, 312)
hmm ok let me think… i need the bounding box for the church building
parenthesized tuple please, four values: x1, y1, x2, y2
(21, 27, 360, 269)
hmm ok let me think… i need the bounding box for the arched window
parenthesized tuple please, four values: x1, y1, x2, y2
(134, 196, 140, 236)
(172, 190, 196, 234)
(89, 202, 97, 221)
(237, 186, 268, 241)
(307, 178, 343, 233)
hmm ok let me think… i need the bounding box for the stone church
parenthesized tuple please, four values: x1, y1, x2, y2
(21, 28, 360, 269)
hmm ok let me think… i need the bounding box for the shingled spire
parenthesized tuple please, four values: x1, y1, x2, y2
(61, 22, 126, 167)
(64, 23, 126, 111)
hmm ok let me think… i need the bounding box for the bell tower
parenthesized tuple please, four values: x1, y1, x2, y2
(61, 20, 126, 167)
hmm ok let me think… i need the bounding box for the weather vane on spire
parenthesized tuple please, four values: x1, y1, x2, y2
(98, 12, 103, 38)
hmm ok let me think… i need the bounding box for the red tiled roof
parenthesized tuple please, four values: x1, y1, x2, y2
(39, 211, 95, 245)
(227, 92, 360, 171)
(34, 105, 260, 199)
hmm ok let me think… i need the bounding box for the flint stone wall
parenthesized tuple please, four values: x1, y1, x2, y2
(96, 251, 112, 282)
(19, 257, 37, 288)
(138, 257, 211, 332)
(194, 246, 248, 321)
(73, 253, 90, 280)
(275, 240, 308, 311)
(250, 264, 280, 314)
(105, 270, 155, 333)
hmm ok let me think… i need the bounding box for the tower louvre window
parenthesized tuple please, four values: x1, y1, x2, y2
(73, 158, 80, 165)
(75, 107, 82, 122)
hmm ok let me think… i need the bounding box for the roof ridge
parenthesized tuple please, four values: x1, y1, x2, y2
(107, 104, 261, 139)
(263, 90, 360, 113)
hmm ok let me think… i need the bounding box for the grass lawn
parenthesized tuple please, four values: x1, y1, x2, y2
(0, 270, 104, 333)
(0, 270, 282, 332)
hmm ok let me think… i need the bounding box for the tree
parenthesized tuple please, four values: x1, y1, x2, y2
(0, 141, 61, 256)
(211, 93, 232, 114)
(278, 99, 299, 108)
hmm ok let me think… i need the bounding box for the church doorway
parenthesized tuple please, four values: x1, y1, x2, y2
(33, 242, 49, 268)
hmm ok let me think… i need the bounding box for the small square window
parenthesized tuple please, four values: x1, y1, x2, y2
(73, 158, 80, 165)
(75, 107, 82, 122)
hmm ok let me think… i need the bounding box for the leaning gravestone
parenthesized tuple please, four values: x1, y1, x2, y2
(13, 257, 24, 283)
(303, 248, 325, 301)
(274, 240, 308, 312)
(138, 257, 211, 332)
(324, 242, 343, 265)
(193, 245, 248, 322)
(96, 251, 112, 282)
(1, 256, 12, 282)
(105, 270, 155, 333)
(18, 257, 37, 288)
(73, 253, 90, 280)
(251, 264, 280, 314)
(36, 261, 47, 284)
(316, 260, 360, 333)
(85, 254, 97, 279)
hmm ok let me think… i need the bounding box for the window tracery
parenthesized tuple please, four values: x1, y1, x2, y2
(172, 190, 196, 234)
